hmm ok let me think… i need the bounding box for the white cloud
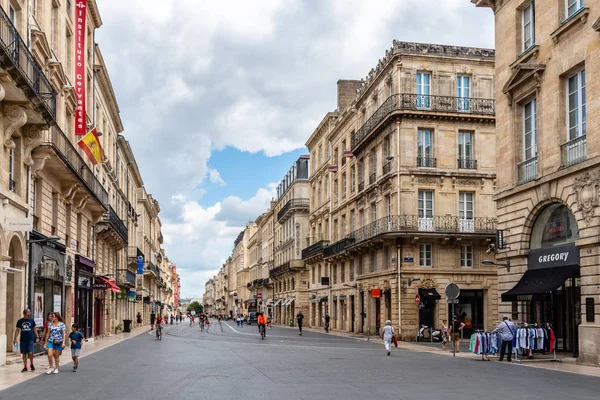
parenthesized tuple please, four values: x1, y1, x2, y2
(208, 169, 226, 186)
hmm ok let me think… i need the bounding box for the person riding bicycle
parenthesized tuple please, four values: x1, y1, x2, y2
(155, 315, 163, 339)
(199, 313, 206, 330)
(257, 312, 267, 338)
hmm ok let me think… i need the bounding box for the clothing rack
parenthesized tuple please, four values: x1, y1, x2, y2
(470, 330, 493, 361)
(512, 322, 561, 363)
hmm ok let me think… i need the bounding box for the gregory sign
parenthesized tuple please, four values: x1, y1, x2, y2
(528, 243, 579, 270)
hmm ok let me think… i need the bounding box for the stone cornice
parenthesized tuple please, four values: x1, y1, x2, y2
(117, 135, 144, 187)
(88, 0, 103, 29)
(94, 45, 124, 132)
(593, 17, 600, 31)
(306, 112, 337, 149)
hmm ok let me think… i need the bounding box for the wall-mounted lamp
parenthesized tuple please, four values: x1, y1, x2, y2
(26, 235, 60, 244)
(407, 277, 421, 287)
(482, 259, 511, 272)
(342, 283, 357, 288)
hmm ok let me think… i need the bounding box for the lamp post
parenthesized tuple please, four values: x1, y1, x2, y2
(482, 259, 511, 272)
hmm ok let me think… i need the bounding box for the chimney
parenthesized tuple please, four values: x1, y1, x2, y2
(337, 79, 362, 112)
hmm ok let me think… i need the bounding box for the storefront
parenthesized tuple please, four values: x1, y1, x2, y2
(447, 290, 484, 338)
(501, 203, 581, 357)
(75, 255, 95, 338)
(93, 276, 120, 336)
(419, 287, 441, 330)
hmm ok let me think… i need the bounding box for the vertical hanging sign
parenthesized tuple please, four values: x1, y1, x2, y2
(74, 0, 87, 135)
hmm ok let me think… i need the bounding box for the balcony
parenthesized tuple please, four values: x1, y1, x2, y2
(324, 237, 356, 258)
(269, 260, 305, 278)
(351, 94, 495, 154)
(277, 198, 310, 222)
(158, 231, 164, 244)
(369, 173, 376, 185)
(0, 5, 56, 122)
(561, 135, 586, 168)
(458, 158, 477, 169)
(417, 157, 437, 168)
(358, 181, 365, 193)
(301, 240, 330, 261)
(145, 262, 160, 278)
(128, 246, 144, 261)
(348, 215, 497, 245)
(117, 269, 136, 287)
(517, 157, 537, 185)
(97, 205, 128, 244)
(382, 162, 392, 176)
(35, 126, 108, 211)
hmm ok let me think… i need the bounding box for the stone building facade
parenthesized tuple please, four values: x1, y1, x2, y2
(303, 41, 498, 339)
(473, 0, 600, 364)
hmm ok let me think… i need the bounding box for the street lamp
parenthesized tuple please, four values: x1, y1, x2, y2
(407, 277, 421, 287)
(482, 259, 511, 272)
(342, 283, 357, 288)
(26, 235, 60, 244)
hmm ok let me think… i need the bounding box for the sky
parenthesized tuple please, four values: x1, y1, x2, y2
(95, 0, 495, 299)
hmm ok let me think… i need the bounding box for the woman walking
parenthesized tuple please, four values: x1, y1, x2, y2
(136, 312, 142, 329)
(381, 320, 395, 356)
(46, 312, 67, 374)
(42, 312, 55, 372)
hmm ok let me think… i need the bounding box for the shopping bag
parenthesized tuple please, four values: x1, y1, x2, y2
(206, 321, 210, 325)
(392, 335, 398, 347)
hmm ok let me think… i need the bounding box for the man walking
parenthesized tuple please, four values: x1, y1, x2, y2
(493, 316, 516, 362)
(296, 310, 304, 335)
(324, 313, 331, 333)
(13, 309, 39, 372)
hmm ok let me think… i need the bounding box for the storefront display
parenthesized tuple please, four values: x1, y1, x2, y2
(75, 255, 95, 338)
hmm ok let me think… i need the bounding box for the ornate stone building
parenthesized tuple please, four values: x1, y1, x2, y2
(303, 41, 498, 339)
(472, 0, 600, 363)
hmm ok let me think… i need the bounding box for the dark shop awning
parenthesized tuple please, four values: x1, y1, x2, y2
(501, 265, 579, 302)
(419, 288, 441, 302)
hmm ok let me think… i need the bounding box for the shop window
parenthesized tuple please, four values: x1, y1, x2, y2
(530, 203, 578, 249)
(512, 302, 519, 320)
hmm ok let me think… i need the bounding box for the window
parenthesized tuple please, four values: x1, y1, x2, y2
(456, 76, 470, 111)
(357, 255, 363, 275)
(417, 129, 433, 166)
(342, 172, 346, 199)
(341, 261, 345, 282)
(418, 190, 433, 231)
(459, 192, 474, 232)
(332, 264, 337, 284)
(458, 132, 474, 168)
(385, 195, 392, 218)
(370, 251, 376, 273)
(371, 203, 377, 223)
(384, 135, 392, 159)
(460, 245, 473, 268)
(369, 149, 377, 182)
(341, 214, 346, 237)
(8, 4, 17, 26)
(419, 244, 432, 267)
(51, 192, 59, 235)
(350, 259, 355, 280)
(334, 178, 338, 204)
(51, 5, 58, 47)
(523, 100, 537, 160)
(350, 166, 356, 193)
(359, 210, 364, 228)
(567, 70, 586, 141)
(416, 72, 431, 108)
(9, 147, 15, 192)
(566, 0, 584, 19)
(350, 209, 355, 232)
(522, 3, 535, 51)
(341, 140, 347, 166)
(358, 160, 364, 183)
(333, 219, 338, 242)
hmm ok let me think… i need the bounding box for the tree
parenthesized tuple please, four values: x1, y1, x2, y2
(187, 301, 203, 314)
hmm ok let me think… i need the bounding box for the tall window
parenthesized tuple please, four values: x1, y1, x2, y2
(416, 72, 431, 108)
(459, 192, 474, 232)
(457, 76, 470, 111)
(371, 203, 377, 223)
(334, 178, 338, 203)
(384, 135, 392, 159)
(522, 3, 535, 51)
(350, 209, 355, 232)
(333, 219, 338, 242)
(359, 210, 364, 228)
(341, 261, 345, 282)
(370, 251, 376, 273)
(417, 129, 433, 166)
(523, 100, 537, 160)
(567, 0, 584, 19)
(341, 172, 346, 199)
(385, 195, 392, 218)
(460, 245, 473, 268)
(419, 244, 432, 268)
(418, 190, 434, 231)
(51, 5, 58, 47)
(458, 132, 474, 168)
(350, 259, 355, 280)
(8, 4, 17, 25)
(350, 166, 356, 193)
(341, 140, 347, 166)
(370, 149, 377, 181)
(567, 70, 586, 141)
(358, 160, 364, 183)
(341, 214, 346, 237)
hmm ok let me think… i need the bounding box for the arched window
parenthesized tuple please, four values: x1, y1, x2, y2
(530, 204, 578, 249)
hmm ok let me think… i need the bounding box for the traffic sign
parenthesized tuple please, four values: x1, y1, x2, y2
(445, 283, 460, 299)
(415, 294, 421, 305)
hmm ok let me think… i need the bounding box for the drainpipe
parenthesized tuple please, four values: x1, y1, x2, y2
(397, 239, 403, 340)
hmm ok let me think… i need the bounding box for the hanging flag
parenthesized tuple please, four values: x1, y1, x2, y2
(344, 149, 354, 158)
(74, 0, 87, 135)
(328, 164, 338, 173)
(77, 128, 104, 165)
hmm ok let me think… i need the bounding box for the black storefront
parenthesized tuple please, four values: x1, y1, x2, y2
(418, 288, 441, 330)
(75, 255, 95, 338)
(501, 204, 581, 356)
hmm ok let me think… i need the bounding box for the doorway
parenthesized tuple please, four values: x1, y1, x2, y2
(94, 298, 102, 336)
(350, 295, 355, 333)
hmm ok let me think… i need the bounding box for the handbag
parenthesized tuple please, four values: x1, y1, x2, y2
(392, 335, 398, 347)
(52, 339, 62, 347)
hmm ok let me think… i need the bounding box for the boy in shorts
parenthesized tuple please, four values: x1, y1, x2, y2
(69, 324, 84, 372)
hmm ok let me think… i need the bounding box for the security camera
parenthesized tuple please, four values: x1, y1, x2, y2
(486, 244, 496, 254)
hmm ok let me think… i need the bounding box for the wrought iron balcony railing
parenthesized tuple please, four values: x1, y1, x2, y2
(0, 5, 56, 121)
(146, 262, 160, 278)
(42, 126, 109, 208)
(277, 198, 310, 221)
(347, 215, 497, 245)
(269, 260, 305, 278)
(324, 237, 356, 258)
(517, 157, 537, 185)
(382, 162, 392, 176)
(458, 158, 477, 169)
(561, 135, 586, 168)
(117, 269, 136, 287)
(417, 157, 437, 168)
(369, 173, 376, 185)
(128, 246, 144, 260)
(101, 205, 128, 243)
(351, 93, 495, 150)
(301, 240, 330, 261)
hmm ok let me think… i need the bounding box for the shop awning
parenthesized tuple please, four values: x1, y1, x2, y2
(338, 295, 347, 301)
(283, 298, 295, 306)
(310, 297, 322, 303)
(501, 265, 579, 302)
(273, 299, 282, 306)
(266, 298, 273, 305)
(419, 288, 441, 302)
(95, 276, 120, 293)
(319, 296, 328, 303)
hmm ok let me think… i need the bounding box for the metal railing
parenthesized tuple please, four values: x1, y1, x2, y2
(324, 237, 356, 258)
(458, 158, 477, 169)
(301, 240, 330, 260)
(277, 198, 310, 221)
(561, 135, 586, 168)
(369, 173, 376, 185)
(351, 94, 495, 149)
(0, 5, 56, 120)
(347, 215, 497, 245)
(417, 157, 437, 168)
(146, 262, 160, 278)
(128, 246, 144, 259)
(117, 269, 136, 287)
(102, 205, 128, 242)
(269, 260, 304, 278)
(43, 126, 109, 207)
(517, 157, 537, 185)
(382, 162, 392, 176)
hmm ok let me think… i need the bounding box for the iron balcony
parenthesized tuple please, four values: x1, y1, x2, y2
(324, 237, 356, 258)
(517, 157, 537, 185)
(417, 157, 437, 168)
(277, 198, 310, 222)
(458, 158, 477, 169)
(269, 260, 305, 278)
(301, 240, 330, 261)
(100, 205, 128, 243)
(560, 135, 586, 168)
(117, 269, 136, 287)
(145, 261, 160, 278)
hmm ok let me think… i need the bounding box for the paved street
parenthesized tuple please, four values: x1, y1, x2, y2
(1, 320, 599, 400)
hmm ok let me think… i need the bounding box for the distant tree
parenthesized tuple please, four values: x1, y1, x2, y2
(187, 301, 203, 314)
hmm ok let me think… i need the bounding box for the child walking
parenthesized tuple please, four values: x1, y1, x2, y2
(69, 324, 84, 372)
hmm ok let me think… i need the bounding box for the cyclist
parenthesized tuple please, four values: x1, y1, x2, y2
(155, 314, 163, 340)
(257, 312, 267, 339)
(199, 313, 206, 331)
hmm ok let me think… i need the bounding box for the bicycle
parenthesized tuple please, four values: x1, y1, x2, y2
(200, 320, 205, 331)
(259, 323, 266, 340)
(156, 324, 162, 340)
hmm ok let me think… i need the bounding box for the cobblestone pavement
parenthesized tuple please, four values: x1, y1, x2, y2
(1, 320, 598, 400)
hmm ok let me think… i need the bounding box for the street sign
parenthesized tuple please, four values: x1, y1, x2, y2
(415, 294, 421, 305)
(404, 257, 414, 263)
(445, 283, 460, 299)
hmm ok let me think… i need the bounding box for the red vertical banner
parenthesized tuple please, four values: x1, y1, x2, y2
(74, 0, 87, 135)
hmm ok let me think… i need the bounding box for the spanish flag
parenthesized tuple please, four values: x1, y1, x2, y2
(77, 128, 104, 165)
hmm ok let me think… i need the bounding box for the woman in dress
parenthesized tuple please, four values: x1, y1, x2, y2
(441, 319, 449, 351)
(46, 312, 67, 374)
(381, 320, 395, 356)
(136, 312, 142, 328)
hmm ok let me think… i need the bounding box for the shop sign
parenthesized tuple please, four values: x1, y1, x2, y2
(94, 281, 108, 289)
(257, 293, 263, 299)
(528, 243, 579, 270)
(371, 288, 381, 298)
(74, 0, 87, 135)
(403, 257, 414, 263)
(137, 256, 144, 275)
(5, 217, 33, 232)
